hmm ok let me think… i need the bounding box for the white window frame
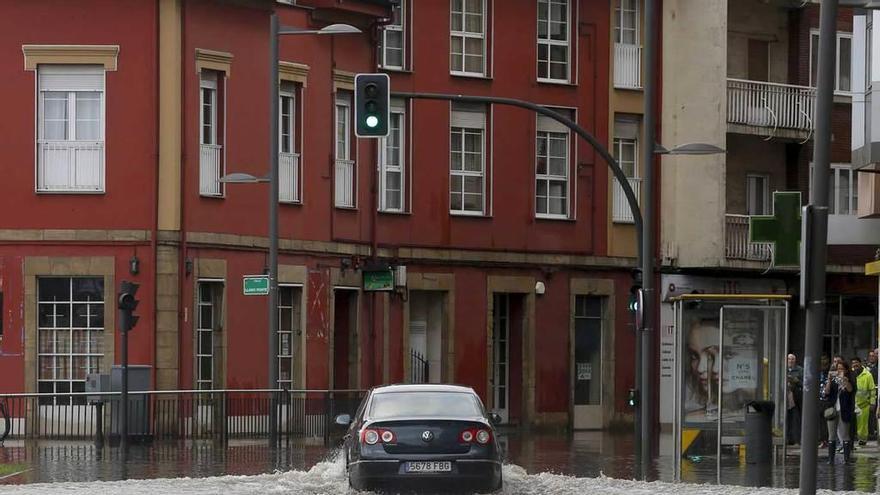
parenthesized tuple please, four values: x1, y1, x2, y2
(380, 101, 406, 212)
(535, 112, 571, 219)
(809, 30, 853, 95)
(199, 71, 224, 197)
(196, 280, 223, 391)
(612, 117, 640, 224)
(277, 284, 302, 390)
(809, 163, 859, 215)
(537, 0, 572, 83)
(37, 277, 105, 404)
(746, 173, 770, 216)
(335, 93, 356, 208)
(614, 0, 639, 45)
(381, 1, 406, 70)
(450, 105, 487, 215)
(279, 83, 301, 203)
(36, 65, 106, 193)
(450, 0, 488, 77)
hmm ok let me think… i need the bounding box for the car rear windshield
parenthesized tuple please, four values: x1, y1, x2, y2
(369, 392, 482, 419)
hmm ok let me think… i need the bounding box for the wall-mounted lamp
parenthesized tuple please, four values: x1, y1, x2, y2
(535, 281, 546, 296)
(129, 255, 140, 275)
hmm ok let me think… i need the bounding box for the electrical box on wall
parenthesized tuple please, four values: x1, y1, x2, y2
(394, 265, 407, 288)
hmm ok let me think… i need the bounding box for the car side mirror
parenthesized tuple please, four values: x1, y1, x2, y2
(490, 413, 502, 425)
(335, 414, 352, 426)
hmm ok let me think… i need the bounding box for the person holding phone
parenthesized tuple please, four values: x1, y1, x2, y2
(824, 361, 856, 464)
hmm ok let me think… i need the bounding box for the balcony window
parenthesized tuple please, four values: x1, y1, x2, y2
(335, 92, 355, 208)
(746, 174, 770, 216)
(809, 30, 852, 94)
(380, 1, 406, 70)
(199, 71, 223, 197)
(450, 103, 487, 215)
(612, 117, 641, 223)
(380, 99, 406, 212)
(451, 0, 487, 76)
(537, 0, 570, 82)
(535, 110, 573, 218)
(279, 82, 301, 203)
(37, 65, 105, 192)
(613, 0, 641, 89)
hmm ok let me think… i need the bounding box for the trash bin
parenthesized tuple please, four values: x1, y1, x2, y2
(745, 400, 775, 464)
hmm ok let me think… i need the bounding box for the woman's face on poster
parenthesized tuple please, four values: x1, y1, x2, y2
(688, 322, 720, 393)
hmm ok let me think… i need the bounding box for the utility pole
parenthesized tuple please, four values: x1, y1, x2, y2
(639, 0, 659, 478)
(799, 0, 835, 493)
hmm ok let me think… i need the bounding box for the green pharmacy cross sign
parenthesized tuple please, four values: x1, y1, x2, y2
(749, 191, 802, 267)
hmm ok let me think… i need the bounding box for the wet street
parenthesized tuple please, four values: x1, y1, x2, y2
(1, 431, 879, 492)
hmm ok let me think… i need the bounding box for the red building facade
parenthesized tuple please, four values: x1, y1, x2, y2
(0, 0, 636, 429)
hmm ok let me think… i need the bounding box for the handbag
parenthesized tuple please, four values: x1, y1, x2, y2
(823, 407, 838, 420)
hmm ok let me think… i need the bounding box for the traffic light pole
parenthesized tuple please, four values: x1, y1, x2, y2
(799, 0, 835, 493)
(120, 315, 129, 453)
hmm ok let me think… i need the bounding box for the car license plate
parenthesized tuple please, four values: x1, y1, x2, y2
(405, 461, 452, 473)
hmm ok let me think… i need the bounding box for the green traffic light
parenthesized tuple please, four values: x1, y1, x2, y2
(366, 115, 379, 128)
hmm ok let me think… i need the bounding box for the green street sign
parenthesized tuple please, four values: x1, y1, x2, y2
(363, 269, 394, 292)
(749, 191, 802, 267)
(243, 275, 270, 296)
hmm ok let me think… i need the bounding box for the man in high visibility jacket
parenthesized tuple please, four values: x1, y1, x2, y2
(853, 357, 876, 446)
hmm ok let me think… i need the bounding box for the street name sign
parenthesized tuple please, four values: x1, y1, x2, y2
(243, 275, 270, 296)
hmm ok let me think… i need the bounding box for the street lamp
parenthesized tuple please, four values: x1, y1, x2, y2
(257, 15, 361, 444)
(654, 143, 725, 155)
(219, 172, 269, 184)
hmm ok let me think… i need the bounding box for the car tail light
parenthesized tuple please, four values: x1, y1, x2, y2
(476, 429, 491, 444)
(362, 429, 380, 445)
(459, 428, 492, 444)
(381, 430, 396, 443)
(361, 428, 396, 445)
(460, 430, 474, 443)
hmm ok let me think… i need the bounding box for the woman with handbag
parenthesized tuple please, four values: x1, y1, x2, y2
(824, 361, 856, 464)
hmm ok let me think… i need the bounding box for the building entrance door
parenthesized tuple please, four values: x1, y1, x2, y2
(573, 296, 603, 429)
(408, 291, 445, 383)
(332, 289, 358, 390)
(491, 294, 523, 425)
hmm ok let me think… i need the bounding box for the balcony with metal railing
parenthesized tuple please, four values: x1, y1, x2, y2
(335, 159, 355, 208)
(37, 141, 104, 192)
(727, 78, 815, 138)
(200, 144, 223, 196)
(724, 214, 771, 262)
(612, 177, 642, 224)
(614, 43, 642, 90)
(279, 152, 300, 203)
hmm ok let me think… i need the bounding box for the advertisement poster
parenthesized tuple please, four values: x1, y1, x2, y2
(683, 306, 763, 424)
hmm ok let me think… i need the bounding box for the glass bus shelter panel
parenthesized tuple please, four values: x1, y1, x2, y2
(718, 306, 787, 447)
(678, 302, 787, 459)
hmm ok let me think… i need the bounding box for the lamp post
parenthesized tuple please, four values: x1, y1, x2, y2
(222, 14, 361, 446)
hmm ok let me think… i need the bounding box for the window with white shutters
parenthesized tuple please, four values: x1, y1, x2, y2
(37, 65, 105, 192)
(450, 103, 487, 215)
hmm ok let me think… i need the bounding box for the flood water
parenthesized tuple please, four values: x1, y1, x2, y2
(1, 430, 878, 493)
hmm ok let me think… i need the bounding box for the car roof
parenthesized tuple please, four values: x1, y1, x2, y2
(370, 384, 476, 394)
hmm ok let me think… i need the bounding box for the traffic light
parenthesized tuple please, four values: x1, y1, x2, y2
(629, 268, 644, 330)
(354, 73, 390, 138)
(628, 388, 639, 408)
(118, 280, 140, 332)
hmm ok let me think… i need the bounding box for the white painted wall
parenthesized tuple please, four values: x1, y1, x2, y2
(661, 0, 728, 268)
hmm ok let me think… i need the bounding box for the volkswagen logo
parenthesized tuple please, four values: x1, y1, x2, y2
(421, 430, 434, 442)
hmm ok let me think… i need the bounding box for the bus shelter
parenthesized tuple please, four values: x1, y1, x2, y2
(671, 294, 791, 482)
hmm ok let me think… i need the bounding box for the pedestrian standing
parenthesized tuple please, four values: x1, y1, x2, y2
(868, 350, 878, 440)
(818, 354, 831, 447)
(786, 353, 803, 445)
(852, 357, 876, 446)
(824, 361, 855, 464)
